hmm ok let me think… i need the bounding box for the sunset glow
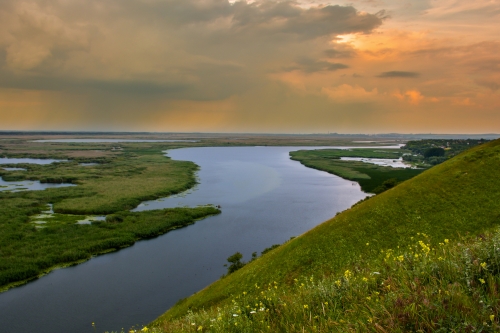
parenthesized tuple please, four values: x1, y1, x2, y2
(0, 0, 499, 133)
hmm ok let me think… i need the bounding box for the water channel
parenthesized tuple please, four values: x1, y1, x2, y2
(0, 146, 397, 333)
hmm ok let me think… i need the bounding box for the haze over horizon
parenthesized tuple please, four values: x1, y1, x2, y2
(1, 0, 499, 133)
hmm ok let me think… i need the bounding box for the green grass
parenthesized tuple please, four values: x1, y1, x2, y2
(0, 144, 219, 291)
(151, 139, 500, 328)
(289, 148, 425, 193)
(0, 206, 219, 291)
(147, 230, 500, 333)
(1, 152, 198, 214)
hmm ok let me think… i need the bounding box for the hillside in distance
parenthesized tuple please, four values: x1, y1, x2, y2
(150, 139, 500, 332)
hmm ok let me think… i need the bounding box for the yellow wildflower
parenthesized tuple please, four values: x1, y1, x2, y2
(491, 315, 495, 322)
(481, 262, 487, 269)
(479, 278, 486, 284)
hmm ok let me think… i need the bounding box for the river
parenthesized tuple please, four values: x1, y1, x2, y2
(0, 146, 387, 333)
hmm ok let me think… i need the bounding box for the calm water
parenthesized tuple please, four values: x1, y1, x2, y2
(0, 157, 66, 164)
(340, 157, 413, 168)
(0, 158, 73, 192)
(34, 139, 198, 143)
(0, 146, 379, 333)
(0, 178, 75, 192)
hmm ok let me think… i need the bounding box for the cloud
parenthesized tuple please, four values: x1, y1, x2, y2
(323, 47, 356, 59)
(322, 84, 378, 102)
(284, 58, 349, 73)
(476, 79, 500, 92)
(376, 71, 420, 78)
(393, 89, 424, 105)
(0, 0, 383, 100)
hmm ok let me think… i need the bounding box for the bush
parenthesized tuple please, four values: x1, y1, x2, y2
(226, 252, 245, 274)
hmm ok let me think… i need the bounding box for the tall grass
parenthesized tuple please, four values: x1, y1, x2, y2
(147, 230, 500, 332)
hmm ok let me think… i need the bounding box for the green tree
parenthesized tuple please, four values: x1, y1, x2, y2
(226, 252, 245, 274)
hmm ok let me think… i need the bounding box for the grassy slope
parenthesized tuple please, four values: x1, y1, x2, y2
(155, 139, 500, 323)
(289, 148, 424, 193)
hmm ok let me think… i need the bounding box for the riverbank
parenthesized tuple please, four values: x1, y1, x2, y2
(0, 140, 220, 291)
(151, 139, 500, 331)
(290, 148, 425, 193)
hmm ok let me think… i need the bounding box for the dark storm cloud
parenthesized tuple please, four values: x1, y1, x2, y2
(0, 0, 384, 101)
(376, 71, 420, 78)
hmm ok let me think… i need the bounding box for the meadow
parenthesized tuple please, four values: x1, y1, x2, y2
(150, 139, 500, 332)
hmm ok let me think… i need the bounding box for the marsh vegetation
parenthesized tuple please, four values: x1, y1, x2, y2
(0, 140, 220, 290)
(290, 148, 424, 193)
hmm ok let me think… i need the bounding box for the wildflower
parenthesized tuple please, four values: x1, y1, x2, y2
(444, 239, 449, 244)
(335, 280, 341, 287)
(310, 276, 313, 282)
(481, 262, 487, 269)
(197, 326, 202, 331)
(366, 242, 369, 246)
(344, 270, 352, 280)
(397, 255, 404, 262)
(366, 296, 371, 301)
(141, 327, 149, 332)
(217, 317, 222, 321)
(304, 305, 309, 309)
(362, 277, 368, 282)
(479, 278, 486, 284)
(243, 291, 247, 295)
(438, 257, 443, 261)
(491, 315, 495, 322)
(415, 254, 419, 259)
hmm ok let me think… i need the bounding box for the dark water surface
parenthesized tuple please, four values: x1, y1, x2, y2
(34, 139, 198, 143)
(0, 146, 373, 333)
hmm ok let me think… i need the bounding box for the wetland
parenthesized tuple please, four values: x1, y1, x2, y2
(0, 135, 414, 332)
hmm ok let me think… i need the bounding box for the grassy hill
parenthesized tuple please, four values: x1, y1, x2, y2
(149, 139, 500, 332)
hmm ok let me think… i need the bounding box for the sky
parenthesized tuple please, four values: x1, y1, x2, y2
(0, 0, 499, 133)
